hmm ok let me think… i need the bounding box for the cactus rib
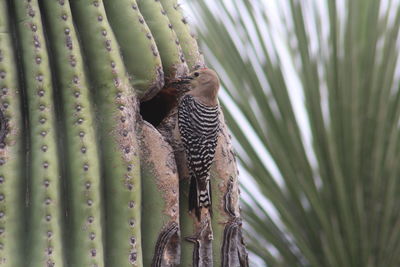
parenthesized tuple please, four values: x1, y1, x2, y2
(69, 0, 143, 266)
(11, 0, 64, 266)
(103, 0, 164, 101)
(0, 0, 25, 265)
(139, 121, 180, 266)
(210, 114, 249, 266)
(40, 0, 105, 266)
(159, 0, 205, 71)
(157, 108, 203, 267)
(137, 0, 189, 80)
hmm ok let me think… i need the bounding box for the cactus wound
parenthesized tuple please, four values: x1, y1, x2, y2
(151, 222, 179, 267)
(156, 95, 214, 267)
(224, 176, 237, 218)
(0, 110, 7, 145)
(185, 220, 213, 267)
(221, 218, 249, 266)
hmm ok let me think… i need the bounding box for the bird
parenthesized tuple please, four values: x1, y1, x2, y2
(177, 68, 221, 220)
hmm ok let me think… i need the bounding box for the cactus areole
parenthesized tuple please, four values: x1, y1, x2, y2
(0, 0, 248, 266)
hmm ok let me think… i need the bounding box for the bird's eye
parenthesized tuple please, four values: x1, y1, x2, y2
(194, 72, 200, 77)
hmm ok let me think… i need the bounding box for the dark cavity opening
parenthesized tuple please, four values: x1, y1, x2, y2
(140, 85, 180, 127)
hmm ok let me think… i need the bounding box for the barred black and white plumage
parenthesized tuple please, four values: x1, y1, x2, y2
(178, 94, 220, 220)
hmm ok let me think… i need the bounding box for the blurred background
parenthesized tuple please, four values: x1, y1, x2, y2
(184, 0, 400, 266)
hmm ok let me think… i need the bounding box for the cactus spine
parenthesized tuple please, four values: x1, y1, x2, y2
(0, 1, 24, 265)
(40, 1, 105, 266)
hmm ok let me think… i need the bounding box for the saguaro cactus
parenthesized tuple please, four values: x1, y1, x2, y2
(0, 1, 24, 265)
(12, 1, 64, 266)
(0, 0, 248, 266)
(40, 1, 105, 266)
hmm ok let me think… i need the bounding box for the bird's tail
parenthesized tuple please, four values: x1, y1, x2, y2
(189, 174, 212, 220)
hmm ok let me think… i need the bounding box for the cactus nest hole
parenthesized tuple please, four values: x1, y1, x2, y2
(140, 85, 179, 127)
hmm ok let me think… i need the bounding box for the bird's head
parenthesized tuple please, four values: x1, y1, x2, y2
(180, 68, 220, 105)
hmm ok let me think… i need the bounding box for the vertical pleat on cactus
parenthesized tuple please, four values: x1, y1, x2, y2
(69, 0, 143, 266)
(40, 1, 105, 266)
(159, 0, 205, 71)
(12, 0, 65, 266)
(137, 0, 188, 80)
(103, 0, 164, 101)
(0, 1, 24, 266)
(138, 121, 180, 267)
(210, 116, 249, 266)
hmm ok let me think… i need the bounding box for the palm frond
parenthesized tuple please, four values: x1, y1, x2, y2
(186, 0, 400, 265)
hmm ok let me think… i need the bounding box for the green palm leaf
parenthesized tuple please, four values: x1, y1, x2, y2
(187, 0, 400, 265)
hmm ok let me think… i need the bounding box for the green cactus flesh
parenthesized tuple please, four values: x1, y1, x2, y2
(137, 0, 189, 80)
(103, 0, 164, 101)
(40, 0, 105, 266)
(159, 0, 205, 71)
(69, 0, 143, 266)
(12, 0, 64, 266)
(0, 1, 24, 266)
(210, 116, 249, 266)
(178, 178, 196, 266)
(139, 122, 180, 266)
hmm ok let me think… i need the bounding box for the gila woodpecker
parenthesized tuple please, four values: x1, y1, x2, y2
(178, 68, 220, 220)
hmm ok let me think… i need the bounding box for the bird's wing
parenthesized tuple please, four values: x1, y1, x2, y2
(178, 95, 220, 218)
(178, 95, 220, 170)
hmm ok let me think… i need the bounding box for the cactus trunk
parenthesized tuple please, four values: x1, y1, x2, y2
(0, 0, 248, 266)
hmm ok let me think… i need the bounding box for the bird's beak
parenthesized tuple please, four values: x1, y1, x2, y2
(178, 75, 193, 84)
(167, 76, 193, 93)
(168, 76, 193, 85)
